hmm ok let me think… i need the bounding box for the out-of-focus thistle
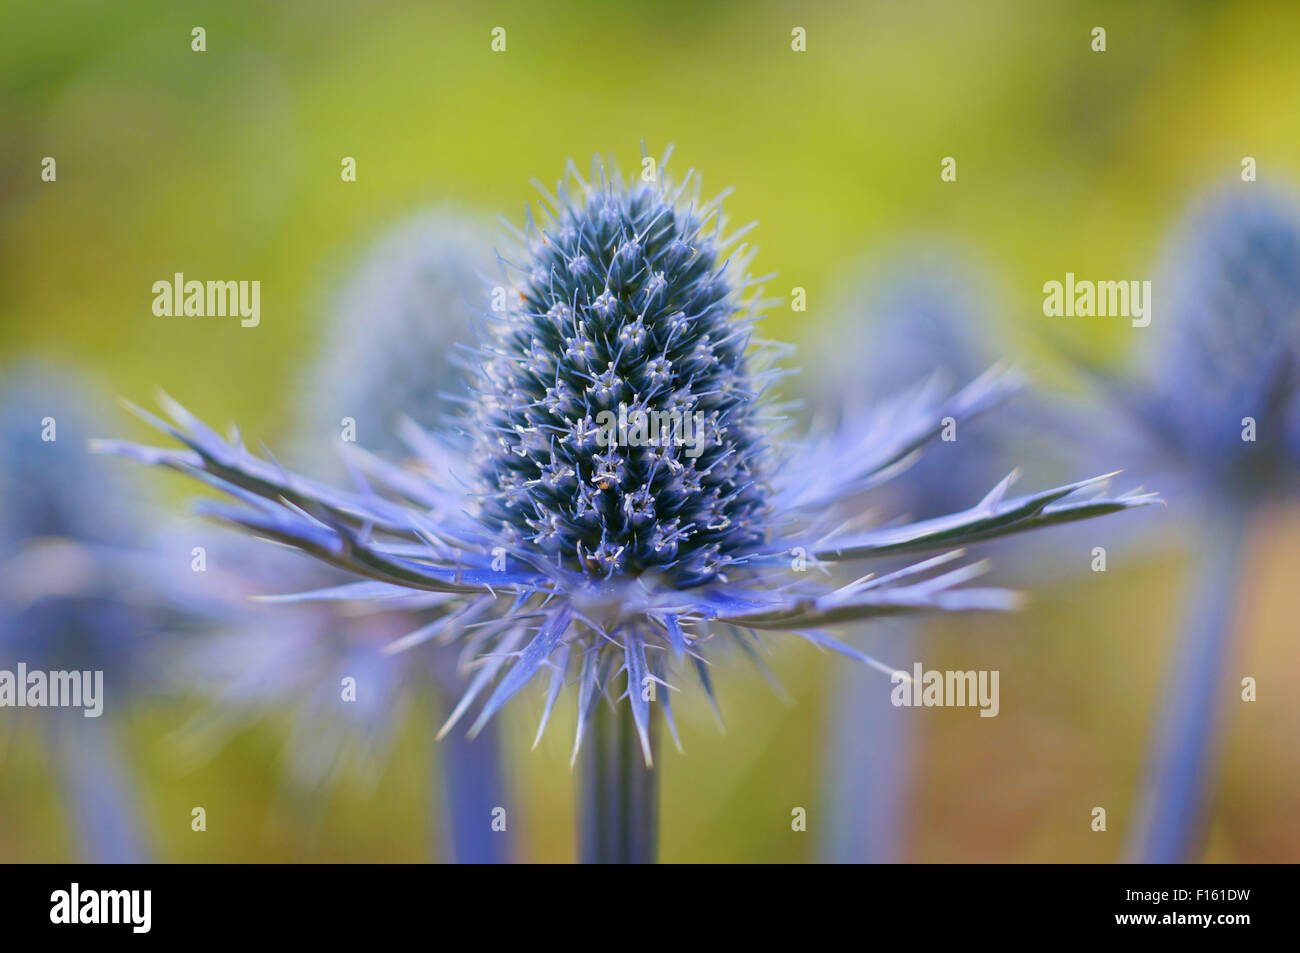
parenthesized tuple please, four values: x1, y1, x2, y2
(98, 149, 1158, 864)
(174, 213, 514, 863)
(0, 362, 222, 862)
(1128, 188, 1300, 492)
(806, 250, 1011, 520)
(299, 213, 491, 465)
(1106, 186, 1300, 863)
(811, 252, 1006, 863)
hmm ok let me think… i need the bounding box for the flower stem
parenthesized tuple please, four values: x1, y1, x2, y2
(821, 619, 915, 862)
(577, 687, 659, 864)
(1127, 503, 1252, 863)
(438, 719, 511, 864)
(49, 717, 147, 863)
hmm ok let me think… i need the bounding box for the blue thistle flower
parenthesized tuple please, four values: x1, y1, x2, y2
(0, 364, 225, 704)
(171, 213, 515, 862)
(1117, 186, 1300, 862)
(1142, 187, 1300, 492)
(99, 150, 1157, 863)
(299, 212, 491, 464)
(0, 361, 215, 863)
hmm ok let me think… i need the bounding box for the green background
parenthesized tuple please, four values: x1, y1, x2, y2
(2, 0, 1298, 862)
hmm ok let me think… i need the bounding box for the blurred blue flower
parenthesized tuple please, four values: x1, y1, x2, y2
(297, 211, 492, 466)
(806, 248, 1010, 518)
(170, 213, 514, 862)
(0, 361, 220, 862)
(1119, 186, 1300, 862)
(1141, 187, 1300, 492)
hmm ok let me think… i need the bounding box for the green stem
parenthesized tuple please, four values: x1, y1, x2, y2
(577, 685, 659, 864)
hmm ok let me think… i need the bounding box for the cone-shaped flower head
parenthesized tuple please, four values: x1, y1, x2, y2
(472, 166, 769, 585)
(1141, 186, 1300, 494)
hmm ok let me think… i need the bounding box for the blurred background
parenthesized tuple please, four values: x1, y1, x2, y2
(2, 0, 1298, 862)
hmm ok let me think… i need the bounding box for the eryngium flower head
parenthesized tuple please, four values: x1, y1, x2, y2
(473, 160, 770, 585)
(0, 361, 223, 700)
(1135, 186, 1300, 495)
(299, 211, 490, 466)
(101, 151, 1157, 763)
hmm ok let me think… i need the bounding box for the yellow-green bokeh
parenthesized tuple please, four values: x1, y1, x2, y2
(3, 0, 1298, 862)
